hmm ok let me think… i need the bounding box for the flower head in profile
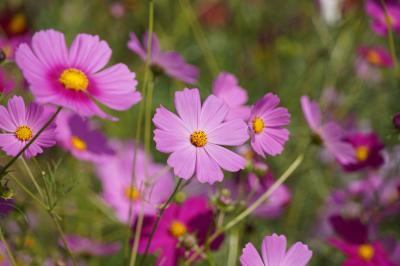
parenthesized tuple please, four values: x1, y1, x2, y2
(301, 95, 356, 164)
(138, 197, 223, 266)
(60, 235, 121, 256)
(0, 96, 56, 158)
(16, 29, 141, 120)
(366, 0, 400, 36)
(95, 141, 174, 223)
(128, 32, 199, 84)
(358, 46, 393, 68)
(212, 72, 250, 121)
(342, 132, 384, 172)
(153, 88, 249, 184)
(240, 233, 312, 266)
(248, 93, 290, 157)
(56, 111, 114, 162)
(0, 69, 15, 94)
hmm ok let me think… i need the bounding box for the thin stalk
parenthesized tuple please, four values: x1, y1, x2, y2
(125, 0, 155, 263)
(184, 154, 304, 265)
(49, 212, 77, 266)
(0, 226, 17, 266)
(179, 0, 219, 76)
(9, 173, 47, 210)
(227, 227, 240, 266)
(139, 178, 184, 266)
(0, 107, 62, 178)
(380, 0, 399, 74)
(21, 157, 44, 200)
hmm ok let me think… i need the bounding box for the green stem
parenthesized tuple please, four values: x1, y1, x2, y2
(21, 157, 44, 200)
(125, 0, 155, 263)
(380, 0, 399, 74)
(179, 0, 219, 77)
(9, 173, 48, 210)
(49, 211, 77, 266)
(0, 107, 62, 178)
(227, 227, 240, 266)
(184, 154, 304, 265)
(139, 178, 184, 266)
(0, 226, 17, 266)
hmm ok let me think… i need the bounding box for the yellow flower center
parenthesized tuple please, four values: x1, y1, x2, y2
(358, 244, 374, 261)
(1, 44, 12, 58)
(252, 117, 265, 134)
(355, 146, 369, 162)
(15, 125, 33, 141)
(244, 149, 254, 161)
(190, 131, 207, 147)
(124, 186, 141, 201)
(367, 51, 381, 66)
(59, 68, 89, 92)
(169, 220, 187, 238)
(8, 13, 27, 34)
(71, 136, 87, 151)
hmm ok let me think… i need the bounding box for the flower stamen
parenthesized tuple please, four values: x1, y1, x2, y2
(71, 136, 87, 151)
(124, 186, 141, 201)
(190, 131, 207, 147)
(169, 220, 187, 238)
(59, 68, 89, 92)
(358, 244, 374, 261)
(355, 146, 369, 162)
(252, 117, 265, 134)
(15, 125, 33, 141)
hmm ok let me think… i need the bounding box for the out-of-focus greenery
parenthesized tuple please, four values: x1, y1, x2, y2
(1, 0, 399, 265)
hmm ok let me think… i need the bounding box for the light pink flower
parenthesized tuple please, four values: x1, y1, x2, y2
(249, 93, 290, 157)
(153, 88, 249, 184)
(128, 32, 199, 84)
(15, 29, 141, 120)
(212, 72, 250, 121)
(95, 141, 174, 223)
(240, 234, 312, 266)
(0, 96, 56, 158)
(301, 95, 356, 164)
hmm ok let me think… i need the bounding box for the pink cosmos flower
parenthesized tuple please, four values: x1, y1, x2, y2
(240, 234, 313, 266)
(153, 88, 249, 184)
(248, 93, 290, 157)
(15, 29, 141, 120)
(0, 69, 15, 94)
(366, 0, 400, 36)
(0, 96, 56, 158)
(138, 197, 223, 266)
(128, 32, 199, 84)
(60, 235, 121, 256)
(301, 95, 356, 164)
(95, 141, 174, 223)
(358, 46, 393, 68)
(56, 111, 114, 162)
(342, 132, 384, 172)
(212, 72, 250, 121)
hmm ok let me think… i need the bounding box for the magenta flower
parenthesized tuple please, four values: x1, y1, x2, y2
(212, 72, 250, 121)
(15, 29, 141, 119)
(153, 88, 249, 184)
(248, 93, 290, 157)
(128, 32, 199, 84)
(358, 46, 393, 68)
(240, 234, 312, 266)
(95, 141, 174, 223)
(301, 95, 356, 164)
(138, 197, 223, 266)
(0, 69, 15, 94)
(0, 96, 56, 158)
(56, 111, 114, 162)
(0, 242, 11, 266)
(366, 0, 400, 36)
(60, 235, 120, 256)
(342, 132, 384, 172)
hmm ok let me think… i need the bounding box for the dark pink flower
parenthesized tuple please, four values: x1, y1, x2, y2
(342, 132, 385, 172)
(358, 46, 393, 68)
(366, 0, 400, 36)
(138, 197, 223, 266)
(0, 69, 15, 94)
(128, 32, 199, 84)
